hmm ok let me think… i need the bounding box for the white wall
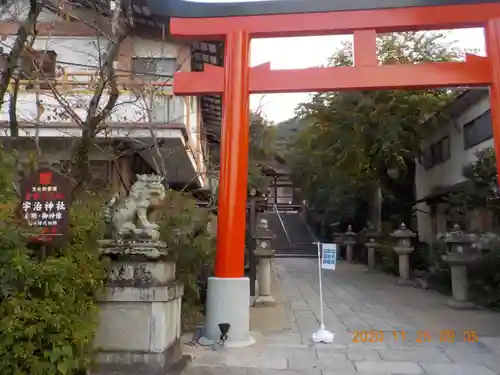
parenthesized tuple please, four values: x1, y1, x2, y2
(128, 37, 205, 177)
(1, 0, 86, 22)
(0, 4, 206, 181)
(415, 95, 492, 243)
(0, 35, 192, 126)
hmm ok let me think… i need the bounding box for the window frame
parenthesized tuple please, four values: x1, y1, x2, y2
(463, 110, 493, 150)
(421, 135, 451, 170)
(131, 57, 178, 82)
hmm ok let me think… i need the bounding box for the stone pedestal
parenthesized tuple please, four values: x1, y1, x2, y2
(449, 265, 468, 301)
(344, 225, 356, 263)
(391, 223, 416, 286)
(396, 254, 412, 285)
(365, 236, 378, 271)
(443, 262, 476, 310)
(95, 240, 184, 373)
(441, 225, 480, 310)
(255, 250, 275, 306)
(253, 218, 277, 307)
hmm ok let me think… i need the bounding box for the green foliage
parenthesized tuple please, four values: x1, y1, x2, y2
(205, 111, 277, 195)
(0, 146, 107, 375)
(459, 147, 500, 213)
(426, 241, 452, 294)
(288, 32, 461, 233)
(451, 147, 500, 309)
(158, 190, 216, 329)
(248, 112, 277, 191)
(468, 242, 500, 310)
(376, 240, 399, 276)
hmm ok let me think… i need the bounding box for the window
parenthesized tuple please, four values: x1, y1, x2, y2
(131, 57, 177, 82)
(463, 110, 493, 149)
(421, 136, 451, 170)
(21, 50, 57, 89)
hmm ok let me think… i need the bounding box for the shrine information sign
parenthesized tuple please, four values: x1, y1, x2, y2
(20, 168, 71, 243)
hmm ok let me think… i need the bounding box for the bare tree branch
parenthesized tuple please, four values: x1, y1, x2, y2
(0, 0, 41, 109)
(70, 0, 131, 198)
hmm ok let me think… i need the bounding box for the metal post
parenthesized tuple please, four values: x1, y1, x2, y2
(249, 198, 257, 297)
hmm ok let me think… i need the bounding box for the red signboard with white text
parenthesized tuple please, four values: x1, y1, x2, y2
(20, 168, 71, 244)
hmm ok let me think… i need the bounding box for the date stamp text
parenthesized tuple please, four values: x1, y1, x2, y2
(351, 330, 478, 343)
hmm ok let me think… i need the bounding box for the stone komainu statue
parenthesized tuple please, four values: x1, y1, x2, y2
(104, 174, 166, 239)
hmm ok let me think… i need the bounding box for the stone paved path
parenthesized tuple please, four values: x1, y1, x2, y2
(183, 258, 500, 375)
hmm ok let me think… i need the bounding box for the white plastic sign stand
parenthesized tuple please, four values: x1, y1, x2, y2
(311, 242, 335, 344)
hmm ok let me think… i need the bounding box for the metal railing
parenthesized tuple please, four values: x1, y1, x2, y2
(10, 71, 176, 96)
(273, 203, 292, 245)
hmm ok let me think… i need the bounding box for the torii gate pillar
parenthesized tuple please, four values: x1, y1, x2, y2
(203, 29, 255, 347)
(171, 3, 500, 346)
(486, 19, 500, 183)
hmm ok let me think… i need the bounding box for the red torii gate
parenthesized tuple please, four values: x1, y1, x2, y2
(171, 2, 500, 345)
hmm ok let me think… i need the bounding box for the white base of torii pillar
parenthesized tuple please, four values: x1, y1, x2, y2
(199, 277, 255, 348)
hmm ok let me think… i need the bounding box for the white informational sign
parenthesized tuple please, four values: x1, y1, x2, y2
(321, 243, 337, 270)
(312, 242, 335, 343)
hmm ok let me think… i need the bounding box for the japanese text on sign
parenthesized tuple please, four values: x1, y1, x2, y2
(321, 243, 337, 270)
(20, 169, 70, 241)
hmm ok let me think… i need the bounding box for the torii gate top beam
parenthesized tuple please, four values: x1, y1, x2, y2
(149, 0, 499, 20)
(169, 3, 500, 39)
(170, 3, 500, 95)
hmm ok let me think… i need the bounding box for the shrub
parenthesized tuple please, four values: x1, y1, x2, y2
(158, 189, 216, 330)
(468, 242, 500, 310)
(425, 241, 452, 295)
(376, 239, 399, 276)
(0, 146, 107, 374)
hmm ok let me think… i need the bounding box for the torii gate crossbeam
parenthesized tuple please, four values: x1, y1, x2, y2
(170, 3, 500, 346)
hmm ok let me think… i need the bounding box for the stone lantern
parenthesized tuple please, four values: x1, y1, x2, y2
(254, 218, 277, 306)
(344, 225, 357, 263)
(441, 224, 480, 310)
(391, 223, 416, 286)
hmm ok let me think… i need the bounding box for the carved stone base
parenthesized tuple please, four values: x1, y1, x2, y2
(99, 239, 167, 259)
(444, 298, 477, 310)
(396, 277, 414, 287)
(95, 248, 185, 374)
(95, 283, 184, 372)
(93, 343, 190, 375)
(254, 295, 276, 307)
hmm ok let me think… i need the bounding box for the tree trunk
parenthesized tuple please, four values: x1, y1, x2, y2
(0, 0, 41, 110)
(371, 182, 382, 232)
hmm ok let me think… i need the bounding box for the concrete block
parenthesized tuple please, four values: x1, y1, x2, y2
(96, 263, 184, 373)
(420, 363, 497, 375)
(354, 361, 424, 374)
(378, 348, 452, 363)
